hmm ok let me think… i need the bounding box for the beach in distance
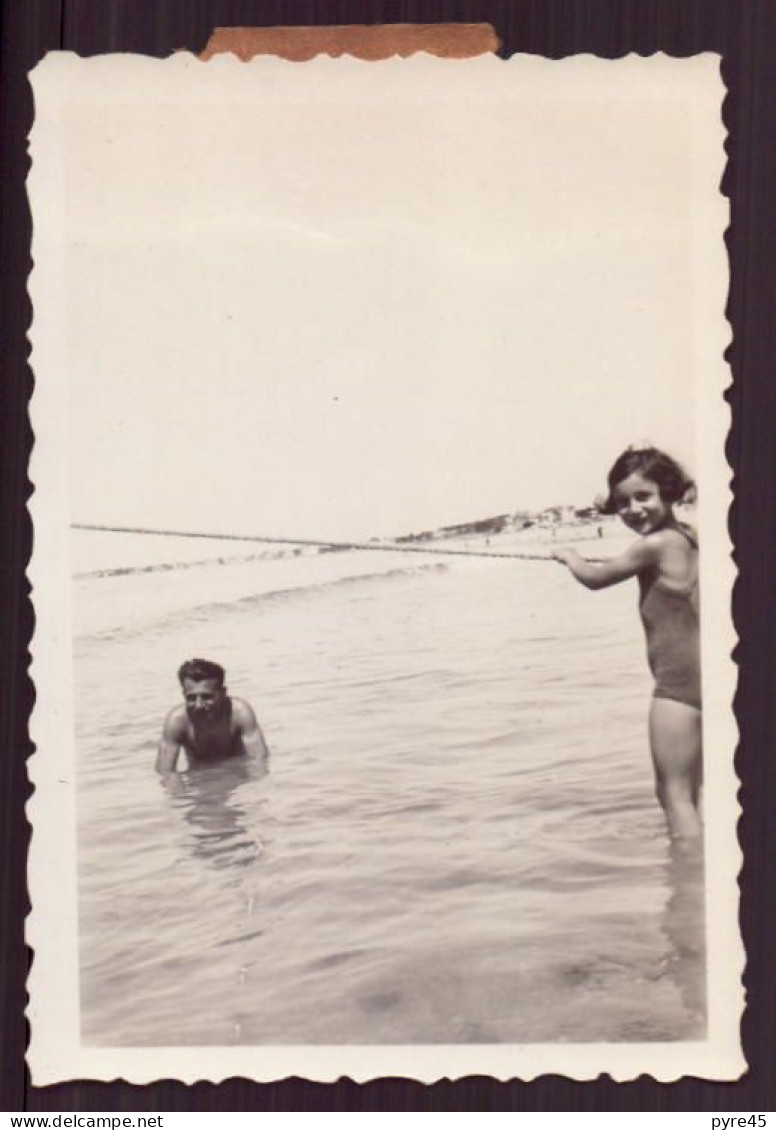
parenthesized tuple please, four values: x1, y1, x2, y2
(73, 521, 705, 1046)
(72, 520, 628, 639)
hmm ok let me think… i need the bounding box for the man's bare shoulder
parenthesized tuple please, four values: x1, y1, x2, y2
(162, 703, 189, 737)
(230, 696, 259, 728)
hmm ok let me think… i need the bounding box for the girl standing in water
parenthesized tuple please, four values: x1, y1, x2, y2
(553, 447, 702, 839)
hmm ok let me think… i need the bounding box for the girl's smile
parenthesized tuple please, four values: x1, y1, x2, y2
(612, 472, 671, 535)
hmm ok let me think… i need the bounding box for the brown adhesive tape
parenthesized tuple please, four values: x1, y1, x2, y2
(199, 24, 500, 62)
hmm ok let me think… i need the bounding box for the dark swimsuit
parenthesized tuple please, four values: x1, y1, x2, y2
(638, 527, 701, 710)
(186, 698, 244, 760)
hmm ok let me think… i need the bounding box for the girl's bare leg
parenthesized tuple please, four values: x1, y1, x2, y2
(649, 698, 703, 839)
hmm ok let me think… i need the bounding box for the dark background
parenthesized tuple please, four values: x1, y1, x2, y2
(2, 0, 775, 1114)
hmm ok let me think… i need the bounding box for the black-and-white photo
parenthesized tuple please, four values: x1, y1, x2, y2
(28, 51, 741, 1082)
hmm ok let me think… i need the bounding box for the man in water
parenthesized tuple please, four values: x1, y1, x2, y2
(156, 658, 269, 774)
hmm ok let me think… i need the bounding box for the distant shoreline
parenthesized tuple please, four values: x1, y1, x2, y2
(74, 519, 624, 581)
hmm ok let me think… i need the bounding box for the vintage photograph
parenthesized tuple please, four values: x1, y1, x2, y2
(27, 52, 741, 1082)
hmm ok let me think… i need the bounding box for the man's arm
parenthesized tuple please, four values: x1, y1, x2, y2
(553, 535, 661, 590)
(234, 699, 270, 762)
(156, 709, 184, 775)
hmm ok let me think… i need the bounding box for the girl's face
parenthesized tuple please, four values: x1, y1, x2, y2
(612, 472, 672, 535)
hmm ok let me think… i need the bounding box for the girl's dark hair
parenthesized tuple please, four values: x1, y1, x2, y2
(599, 447, 695, 514)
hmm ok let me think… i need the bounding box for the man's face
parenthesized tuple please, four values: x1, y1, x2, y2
(182, 677, 226, 720)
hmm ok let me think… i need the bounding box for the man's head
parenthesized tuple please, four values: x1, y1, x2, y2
(177, 658, 227, 719)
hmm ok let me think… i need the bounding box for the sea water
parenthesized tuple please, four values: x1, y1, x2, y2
(74, 551, 705, 1045)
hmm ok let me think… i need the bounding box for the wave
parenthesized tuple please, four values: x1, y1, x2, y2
(77, 560, 449, 641)
(75, 549, 299, 580)
(205, 561, 450, 608)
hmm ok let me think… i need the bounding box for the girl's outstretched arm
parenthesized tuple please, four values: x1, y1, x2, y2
(553, 536, 661, 590)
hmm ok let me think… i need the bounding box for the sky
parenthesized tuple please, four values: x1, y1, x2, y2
(46, 55, 706, 542)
